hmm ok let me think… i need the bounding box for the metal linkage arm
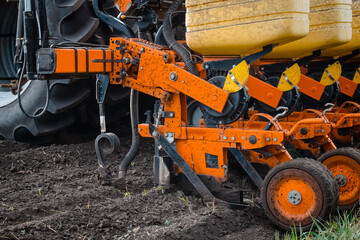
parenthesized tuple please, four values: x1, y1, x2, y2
(36, 38, 230, 113)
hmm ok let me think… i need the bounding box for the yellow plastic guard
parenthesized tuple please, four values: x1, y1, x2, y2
(320, 61, 342, 86)
(353, 68, 360, 84)
(223, 61, 249, 93)
(277, 64, 301, 91)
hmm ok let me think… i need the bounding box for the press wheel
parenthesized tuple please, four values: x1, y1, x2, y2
(261, 158, 338, 231)
(318, 148, 360, 209)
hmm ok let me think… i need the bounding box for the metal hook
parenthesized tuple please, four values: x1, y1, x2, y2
(273, 107, 289, 121)
(321, 103, 335, 116)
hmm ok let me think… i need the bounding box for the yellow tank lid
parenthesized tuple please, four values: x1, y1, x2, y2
(185, 0, 310, 56)
(264, 0, 352, 59)
(323, 0, 360, 57)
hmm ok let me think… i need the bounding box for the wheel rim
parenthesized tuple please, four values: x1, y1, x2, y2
(266, 169, 323, 227)
(322, 155, 360, 207)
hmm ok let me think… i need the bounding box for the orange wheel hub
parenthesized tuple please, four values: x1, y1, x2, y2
(322, 155, 360, 207)
(266, 169, 322, 227)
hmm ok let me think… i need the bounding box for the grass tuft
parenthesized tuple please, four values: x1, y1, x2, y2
(275, 206, 360, 240)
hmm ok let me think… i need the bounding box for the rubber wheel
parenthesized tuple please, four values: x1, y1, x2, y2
(261, 158, 339, 231)
(318, 147, 360, 209)
(0, 1, 128, 142)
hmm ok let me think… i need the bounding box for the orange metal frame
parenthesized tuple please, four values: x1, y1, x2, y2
(47, 37, 306, 182)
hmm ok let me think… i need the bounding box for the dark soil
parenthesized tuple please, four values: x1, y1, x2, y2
(0, 137, 276, 239)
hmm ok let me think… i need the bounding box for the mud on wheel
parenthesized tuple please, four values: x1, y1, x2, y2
(318, 147, 360, 209)
(261, 158, 339, 231)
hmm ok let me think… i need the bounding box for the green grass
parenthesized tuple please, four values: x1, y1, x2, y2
(275, 207, 360, 240)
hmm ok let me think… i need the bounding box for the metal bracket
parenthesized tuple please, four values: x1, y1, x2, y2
(162, 111, 175, 118)
(96, 74, 110, 104)
(228, 148, 263, 188)
(148, 123, 215, 202)
(96, 74, 110, 133)
(164, 132, 175, 143)
(204, 44, 274, 71)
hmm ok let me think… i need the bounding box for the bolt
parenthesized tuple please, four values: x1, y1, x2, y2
(274, 138, 277, 142)
(138, 128, 142, 131)
(169, 113, 174, 117)
(170, 72, 178, 81)
(205, 65, 209, 69)
(223, 136, 228, 140)
(164, 133, 168, 137)
(182, 81, 185, 83)
(266, 137, 270, 142)
(321, 129, 325, 133)
(140, 67, 143, 70)
(232, 65, 236, 68)
(249, 135, 257, 144)
(231, 137, 236, 141)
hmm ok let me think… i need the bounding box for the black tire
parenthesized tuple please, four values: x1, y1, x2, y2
(261, 158, 339, 232)
(0, 1, 129, 142)
(318, 147, 360, 209)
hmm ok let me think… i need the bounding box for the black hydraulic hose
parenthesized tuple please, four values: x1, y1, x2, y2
(92, 0, 135, 38)
(118, 89, 140, 179)
(17, 58, 50, 118)
(163, 0, 198, 76)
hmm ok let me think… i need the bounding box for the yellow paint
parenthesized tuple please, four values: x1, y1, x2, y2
(223, 61, 249, 93)
(186, 0, 309, 56)
(353, 68, 360, 84)
(320, 61, 342, 86)
(265, 0, 352, 59)
(277, 64, 301, 91)
(323, 1, 360, 57)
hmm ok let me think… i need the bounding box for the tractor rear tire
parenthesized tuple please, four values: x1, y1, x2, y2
(0, 1, 128, 143)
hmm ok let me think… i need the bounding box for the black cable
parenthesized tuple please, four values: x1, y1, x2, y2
(17, 58, 50, 118)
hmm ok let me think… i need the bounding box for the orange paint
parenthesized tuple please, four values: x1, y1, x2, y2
(322, 156, 360, 206)
(338, 76, 358, 97)
(297, 74, 325, 101)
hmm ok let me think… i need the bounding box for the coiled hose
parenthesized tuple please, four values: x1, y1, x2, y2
(163, 0, 198, 76)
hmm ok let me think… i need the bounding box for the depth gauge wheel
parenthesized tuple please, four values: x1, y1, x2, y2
(261, 158, 338, 231)
(318, 147, 360, 209)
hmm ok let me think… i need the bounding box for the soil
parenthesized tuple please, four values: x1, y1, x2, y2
(0, 137, 277, 240)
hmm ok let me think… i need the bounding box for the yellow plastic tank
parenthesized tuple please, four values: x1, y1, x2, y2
(323, 0, 360, 57)
(264, 0, 352, 59)
(185, 0, 310, 56)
